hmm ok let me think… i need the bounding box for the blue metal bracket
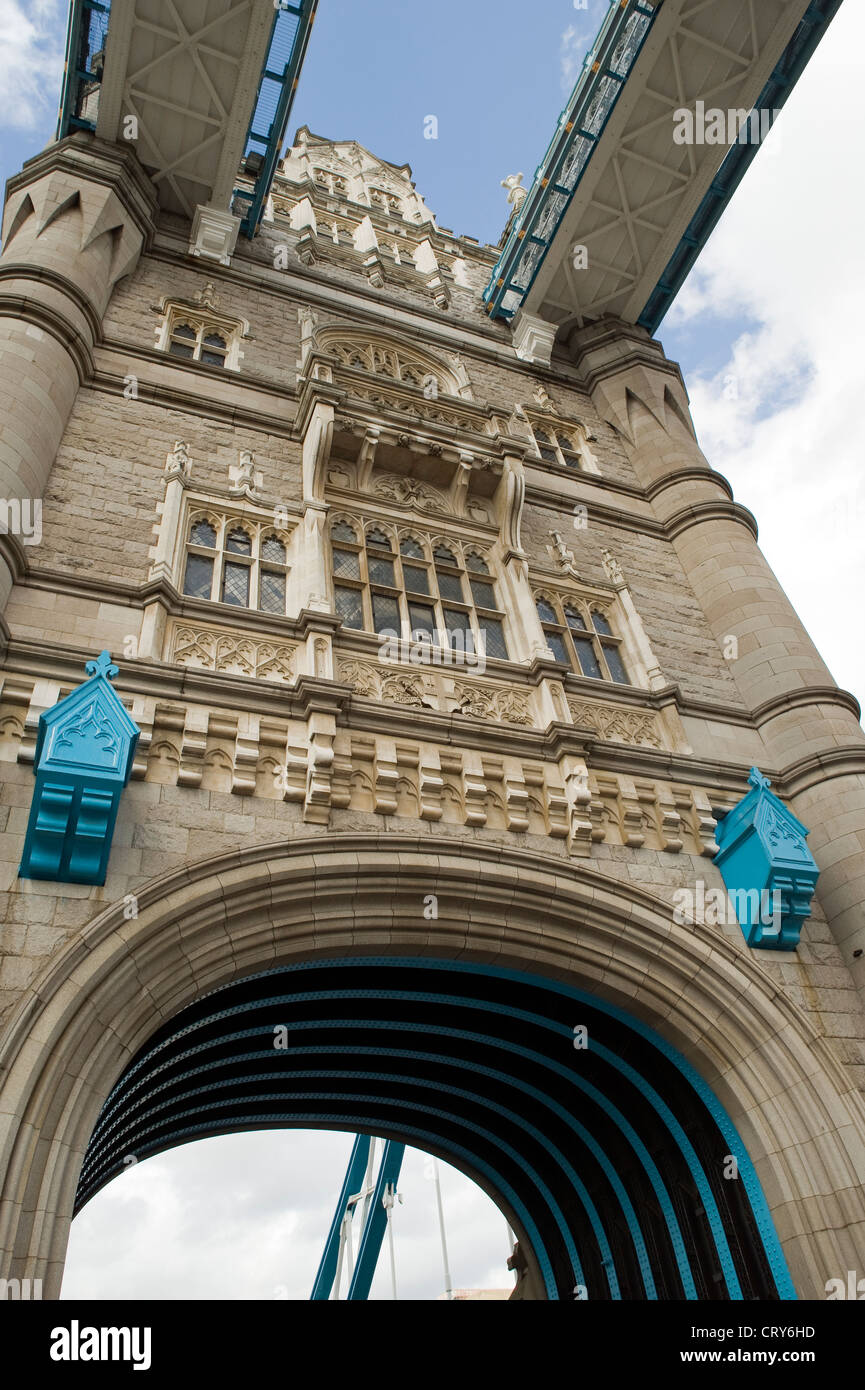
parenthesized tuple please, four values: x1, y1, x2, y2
(19, 651, 139, 886)
(311, 1135, 404, 1299)
(714, 768, 819, 950)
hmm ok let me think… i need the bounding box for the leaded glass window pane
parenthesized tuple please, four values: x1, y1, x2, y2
(465, 553, 490, 575)
(592, 610, 613, 636)
(546, 632, 569, 665)
(443, 608, 471, 647)
(403, 564, 430, 595)
(332, 549, 361, 579)
(470, 579, 496, 611)
(574, 637, 602, 679)
(190, 520, 216, 547)
(434, 546, 457, 566)
(436, 571, 464, 602)
(478, 618, 508, 661)
(408, 603, 438, 643)
(222, 561, 250, 607)
(259, 570, 286, 615)
(261, 535, 285, 564)
(335, 586, 364, 629)
(183, 553, 213, 599)
(169, 340, 195, 359)
(372, 593, 400, 635)
(565, 606, 588, 632)
(332, 522, 358, 543)
(400, 537, 424, 559)
(603, 644, 629, 685)
(367, 528, 392, 552)
(368, 557, 396, 587)
(173, 323, 196, 340)
(536, 599, 557, 624)
(226, 528, 252, 555)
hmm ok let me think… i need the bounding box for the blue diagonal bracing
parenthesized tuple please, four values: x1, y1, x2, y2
(233, 0, 319, 238)
(483, 0, 660, 322)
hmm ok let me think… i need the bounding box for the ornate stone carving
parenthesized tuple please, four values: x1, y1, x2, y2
(602, 549, 626, 585)
(453, 683, 534, 726)
(501, 173, 528, 211)
(340, 659, 427, 708)
(371, 473, 448, 515)
(172, 627, 298, 682)
(567, 698, 661, 748)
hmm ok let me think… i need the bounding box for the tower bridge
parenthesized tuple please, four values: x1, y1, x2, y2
(0, 0, 863, 1303)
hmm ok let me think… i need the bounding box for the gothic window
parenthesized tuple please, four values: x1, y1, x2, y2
(161, 304, 244, 371)
(532, 424, 582, 470)
(182, 514, 290, 614)
(535, 595, 629, 684)
(330, 524, 510, 659)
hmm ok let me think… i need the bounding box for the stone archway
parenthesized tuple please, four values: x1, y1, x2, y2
(1, 834, 864, 1298)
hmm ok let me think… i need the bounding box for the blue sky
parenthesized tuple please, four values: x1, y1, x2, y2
(3, 0, 863, 1300)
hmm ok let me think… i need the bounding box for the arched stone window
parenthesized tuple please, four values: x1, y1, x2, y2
(532, 424, 582, 470)
(535, 594, 629, 684)
(182, 514, 290, 614)
(159, 302, 245, 371)
(330, 524, 509, 658)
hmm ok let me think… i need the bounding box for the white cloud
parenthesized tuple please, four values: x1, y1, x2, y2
(560, 4, 603, 95)
(665, 0, 865, 713)
(0, 0, 66, 130)
(62, 1132, 513, 1301)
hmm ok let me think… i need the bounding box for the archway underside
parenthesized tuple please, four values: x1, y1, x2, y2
(75, 956, 792, 1301)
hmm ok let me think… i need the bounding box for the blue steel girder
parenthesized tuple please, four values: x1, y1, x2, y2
(484, 0, 659, 322)
(233, 0, 319, 238)
(637, 0, 844, 332)
(310, 1133, 371, 1299)
(485, 0, 845, 331)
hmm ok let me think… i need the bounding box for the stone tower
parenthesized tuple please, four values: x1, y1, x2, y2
(0, 127, 864, 1301)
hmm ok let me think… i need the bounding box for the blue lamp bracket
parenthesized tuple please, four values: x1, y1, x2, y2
(19, 651, 139, 886)
(714, 768, 819, 951)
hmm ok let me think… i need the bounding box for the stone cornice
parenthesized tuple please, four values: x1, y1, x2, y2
(0, 285, 95, 381)
(646, 467, 735, 505)
(4, 635, 863, 799)
(0, 264, 103, 342)
(753, 685, 862, 726)
(665, 499, 759, 543)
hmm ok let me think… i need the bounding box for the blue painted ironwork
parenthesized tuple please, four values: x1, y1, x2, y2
(233, 0, 319, 238)
(311, 1133, 371, 1299)
(19, 651, 138, 885)
(637, 0, 845, 332)
(56, 0, 111, 139)
(714, 768, 819, 951)
(346, 1139, 404, 1300)
(78, 957, 796, 1300)
(483, 0, 659, 322)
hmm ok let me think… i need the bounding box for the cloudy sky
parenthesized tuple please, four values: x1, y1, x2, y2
(1, 0, 862, 1299)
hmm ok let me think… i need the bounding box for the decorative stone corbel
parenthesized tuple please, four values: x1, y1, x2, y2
(229, 450, 262, 499)
(512, 312, 557, 366)
(190, 205, 240, 266)
(302, 401, 335, 503)
(357, 427, 380, 490)
(304, 712, 336, 823)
